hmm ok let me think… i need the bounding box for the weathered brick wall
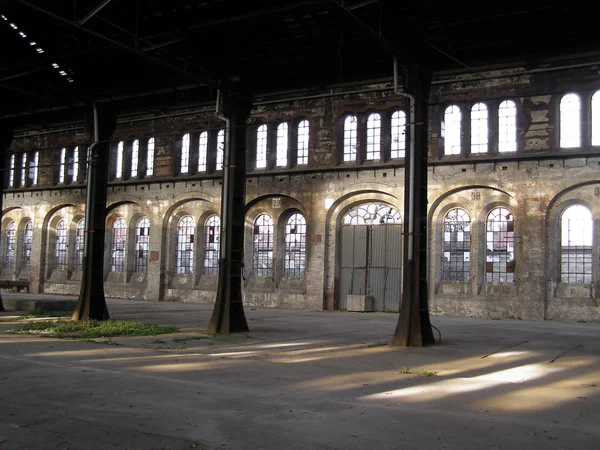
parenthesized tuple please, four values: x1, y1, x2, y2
(3, 61, 600, 321)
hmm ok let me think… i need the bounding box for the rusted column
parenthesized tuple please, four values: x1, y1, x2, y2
(0, 124, 14, 312)
(208, 88, 252, 334)
(72, 106, 116, 321)
(392, 66, 435, 347)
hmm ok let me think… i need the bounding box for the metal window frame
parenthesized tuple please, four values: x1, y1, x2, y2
(365, 113, 381, 161)
(134, 217, 150, 273)
(55, 219, 68, 271)
(111, 218, 127, 272)
(390, 110, 406, 158)
(297, 120, 309, 165)
(5, 221, 16, 270)
(176, 216, 195, 274)
(485, 207, 515, 283)
(343, 115, 358, 162)
(75, 219, 85, 272)
(284, 213, 307, 278)
(442, 208, 471, 282)
(253, 214, 274, 277)
(204, 215, 220, 275)
(560, 205, 593, 284)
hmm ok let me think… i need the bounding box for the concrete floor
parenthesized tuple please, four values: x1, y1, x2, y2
(0, 293, 599, 450)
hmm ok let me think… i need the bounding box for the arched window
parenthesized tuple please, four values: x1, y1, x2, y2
(256, 125, 268, 169)
(297, 120, 309, 165)
(342, 203, 401, 225)
(32, 151, 39, 185)
(443, 105, 461, 155)
(391, 110, 406, 158)
(253, 214, 273, 277)
(147, 137, 155, 177)
(73, 146, 80, 182)
(135, 217, 150, 273)
(115, 142, 123, 179)
(55, 219, 67, 271)
(8, 154, 15, 187)
(442, 208, 471, 282)
(560, 93, 581, 148)
(592, 91, 600, 146)
(561, 205, 593, 284)
(216, 129, 225, 171)
(204, 215, 220, 275)
(22, 221, 33, 270)
(498, 100, 517, 152)
(131, 140, 139, 178)
(284, 213, 307, 278)
(5, 222, 16, 270)
(486, 208, 515, 283)
(470, 103, 488, 154)
(180, 133, 190, 174)
(198, 131, 208, 172)
(111, 218, 126, 272)
(276, 122, 288, 167)
(177, 216, 195, 274)
(75, 219, 85, 272)
(20, 153, 27, 186)
(59, 147, 67, 182)
(343, 115, 358, 162)
(366, 113, 381, 160)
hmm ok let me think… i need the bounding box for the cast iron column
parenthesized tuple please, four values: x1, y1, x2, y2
(72, 106, 116, 321)
(208, 88, 252, 334)
(392, 66, 435, 346)
(0, 124, 14, 312)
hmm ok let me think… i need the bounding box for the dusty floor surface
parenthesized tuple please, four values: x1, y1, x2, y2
(0, 294, 599, 449)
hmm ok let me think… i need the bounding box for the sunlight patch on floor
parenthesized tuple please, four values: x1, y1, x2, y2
(361, 363, 565, 404)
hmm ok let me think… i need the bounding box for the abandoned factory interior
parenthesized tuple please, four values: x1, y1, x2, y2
(1, 0, 599, 324)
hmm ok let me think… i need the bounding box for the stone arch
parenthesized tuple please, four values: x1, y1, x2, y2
(244, 195, 306, 286)
(428, 186, 518, 302)
(323, 189, 401, 309)
(322, 189, 402, 311)
(41, 204, 77, 285)
(544, 182, 600, 319)
(159, 197, 214, 296)
(106, 200, 142, 215)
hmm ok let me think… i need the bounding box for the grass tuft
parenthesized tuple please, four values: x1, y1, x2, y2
(3, 320, 177, 339)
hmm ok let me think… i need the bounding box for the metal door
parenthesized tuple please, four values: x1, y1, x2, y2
(339, 223, 402, 311)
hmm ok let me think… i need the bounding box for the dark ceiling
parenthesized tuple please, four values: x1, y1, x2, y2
(0, 0, 596, 125)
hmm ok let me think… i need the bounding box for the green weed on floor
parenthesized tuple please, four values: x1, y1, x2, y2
(3, 320, 178, 339)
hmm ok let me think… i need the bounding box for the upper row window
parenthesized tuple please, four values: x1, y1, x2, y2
(254, 120, 310, 170)
(7, 151, 39, 188)
(442, 101, 517, 156)
(179, 129, 224, 175)
(114, 137, 155, 180)
(342, 111, 407, 163)
(559, 91, 600, 149)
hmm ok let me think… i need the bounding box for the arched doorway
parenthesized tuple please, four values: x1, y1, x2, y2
(339, 202, 402, 311)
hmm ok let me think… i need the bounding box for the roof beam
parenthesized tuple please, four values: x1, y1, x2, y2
(77, 0, 115, 25)
(188, 0, 324, 31)
(16, 0, 217, 87)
